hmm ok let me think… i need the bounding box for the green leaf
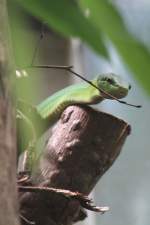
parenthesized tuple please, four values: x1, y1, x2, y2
(16, 0, 108, 58)
(79, 0, 150, 94)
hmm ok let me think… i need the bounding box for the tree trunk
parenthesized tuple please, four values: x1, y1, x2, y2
(0, 1, 19, 225)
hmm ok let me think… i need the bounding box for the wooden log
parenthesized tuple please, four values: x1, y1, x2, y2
(19, 105, 131, 225)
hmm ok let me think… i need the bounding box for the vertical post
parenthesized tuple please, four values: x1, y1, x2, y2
(0, 1, 19, 225)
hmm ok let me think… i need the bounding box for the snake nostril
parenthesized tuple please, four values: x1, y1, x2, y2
(129, 84, 132, 90)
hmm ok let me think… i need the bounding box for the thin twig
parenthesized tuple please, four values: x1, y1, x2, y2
(18, 185, 109, 213)
(17, 175, 30, 184)
(26, 65, 141, 108)
(20, 214, 35, 225)
(31, 23, 46, 66)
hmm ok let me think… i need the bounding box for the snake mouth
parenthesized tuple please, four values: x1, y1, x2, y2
(101, 87, 129, 99)
(115, 88, 129, 99)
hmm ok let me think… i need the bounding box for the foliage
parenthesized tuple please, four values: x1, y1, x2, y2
(15, 0, 150, 94)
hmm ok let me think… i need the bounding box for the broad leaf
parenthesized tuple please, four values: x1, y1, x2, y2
(79, 0, 150, 94)
(16, 0, 108, 58)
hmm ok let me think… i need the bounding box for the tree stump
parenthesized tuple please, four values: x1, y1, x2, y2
(19, 105, 131, 225)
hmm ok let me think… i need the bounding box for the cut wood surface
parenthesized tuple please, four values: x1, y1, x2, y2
(19, 105, 131, 225)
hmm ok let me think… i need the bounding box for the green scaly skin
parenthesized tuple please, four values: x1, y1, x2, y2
(36, 73, 131, 123)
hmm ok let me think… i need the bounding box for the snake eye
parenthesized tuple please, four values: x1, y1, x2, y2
(106, 78, 115, 85)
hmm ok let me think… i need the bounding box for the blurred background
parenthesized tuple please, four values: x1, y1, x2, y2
(9, 0, 150, 224)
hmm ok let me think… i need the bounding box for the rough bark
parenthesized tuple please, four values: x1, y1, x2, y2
(0, 1, 19, 225)
(19, 105, 131, 225)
